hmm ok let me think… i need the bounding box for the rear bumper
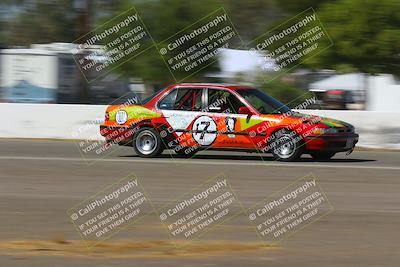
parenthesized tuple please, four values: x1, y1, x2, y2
(304, 133, 359, 152)
(100, 125, 135, 144)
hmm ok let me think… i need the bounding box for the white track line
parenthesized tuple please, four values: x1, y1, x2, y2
(1, 156, 400, 170)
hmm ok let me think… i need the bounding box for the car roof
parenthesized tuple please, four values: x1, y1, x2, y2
(171, 83, 255, 91)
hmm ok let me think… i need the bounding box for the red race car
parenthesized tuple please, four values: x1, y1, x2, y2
(100, 83, 358, 161)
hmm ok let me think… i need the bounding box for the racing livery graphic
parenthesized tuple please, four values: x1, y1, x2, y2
(100, 83, 359, 161)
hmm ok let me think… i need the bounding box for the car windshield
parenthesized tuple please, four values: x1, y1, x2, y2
(236, 88, 291, 114)
(141, 90, 164, 105)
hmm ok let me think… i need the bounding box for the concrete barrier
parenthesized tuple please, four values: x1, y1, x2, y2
(0, 103, 106, 140)
(0, 103, 399, 149)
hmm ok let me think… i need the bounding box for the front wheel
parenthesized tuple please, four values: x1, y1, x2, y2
(270, 130, 303, 162)
(310, 152, 336, 161)
(133, 127, 164, 158)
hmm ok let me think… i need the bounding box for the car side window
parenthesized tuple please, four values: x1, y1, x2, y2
(207, 89, 243, 114)
(174, 88, 202, 111)
(158, 88, 202, 111)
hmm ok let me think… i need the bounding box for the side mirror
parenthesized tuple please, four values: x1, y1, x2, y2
(238, 106, 252, 115)
(238, 106, 253, 122)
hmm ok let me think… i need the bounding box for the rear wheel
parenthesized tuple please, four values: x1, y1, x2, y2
(133, 127, 163, 158)
(310, 152, 336, 161)
(270, 130, 303, 162)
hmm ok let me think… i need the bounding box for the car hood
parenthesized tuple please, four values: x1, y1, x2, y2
(258, 111, 354, 129)
(296, 112, 353, 128)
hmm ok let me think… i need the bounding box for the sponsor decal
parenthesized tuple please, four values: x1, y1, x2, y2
(115, 110, 128, 125)
(225, 117, 236, 138)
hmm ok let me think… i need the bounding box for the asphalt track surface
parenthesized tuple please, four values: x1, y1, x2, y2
(0, 139, 399, 266)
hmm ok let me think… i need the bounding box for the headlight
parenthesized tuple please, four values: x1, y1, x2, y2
(312, 127, 339, 135)
(115, 110, 128, 125)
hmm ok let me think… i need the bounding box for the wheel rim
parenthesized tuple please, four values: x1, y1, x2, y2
(136, 130, 157, 155)
(275, 135, 296, 159)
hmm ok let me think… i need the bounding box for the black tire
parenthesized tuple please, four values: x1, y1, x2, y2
(270, 129, 304, 162)
(133, 127, 164, 158)
(310, 152, 336, 161)
(174, 147, 198, 158)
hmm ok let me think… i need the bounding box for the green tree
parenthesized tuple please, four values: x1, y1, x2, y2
(256, 77, 309, 105)
(102, 0, 222, 85)
(305, 0, 400, 75)
(6, 0, 76, 46)
(273, 0, 336, 14)
(0, 0, 121, 47)
(219, 0, 282, 43)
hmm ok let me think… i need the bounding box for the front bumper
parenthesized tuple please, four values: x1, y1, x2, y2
(304, 133, 359, 152)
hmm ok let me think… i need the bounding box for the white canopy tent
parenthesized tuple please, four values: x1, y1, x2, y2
(309, 73, 366, 92)
(309, 73, 400, 111)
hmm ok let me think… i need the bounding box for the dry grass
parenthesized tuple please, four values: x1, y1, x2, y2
(0, 239, 274, 258)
